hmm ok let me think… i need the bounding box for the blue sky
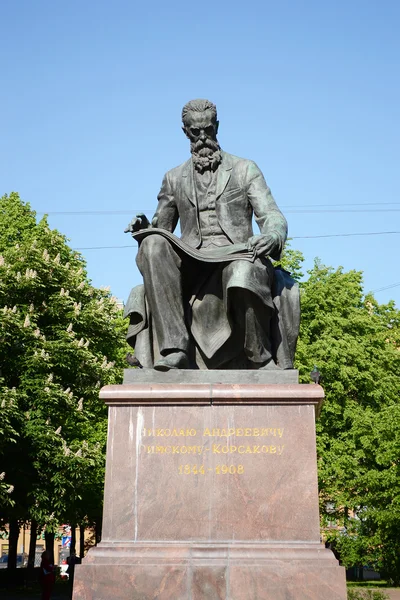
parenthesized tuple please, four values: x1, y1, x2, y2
(1, 0, 399, 306)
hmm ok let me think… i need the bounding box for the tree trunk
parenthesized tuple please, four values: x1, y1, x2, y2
(70, 524, 76, 555)
(44, 531, 54, 564)
(79, 525, 85, 558)
(7, 519, 19, 569)
(27, 519, 37, 569)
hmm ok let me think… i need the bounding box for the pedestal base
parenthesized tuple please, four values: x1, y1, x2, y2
(73, 377, 347, 599)
(74, 541, 346, 600)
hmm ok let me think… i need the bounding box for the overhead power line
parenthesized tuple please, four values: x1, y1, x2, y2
(72, 238, 400, 298)
(73, 235, 400, 297)
(75, 244, 136, 250)
(293, 231, 400, 239)
(74, 230, 400, 250)
(287, 209, 400, 214)
(41, 210, 144, 216)
(37, 202, 400, 217)
(372, 282, 400, 293)
(286, 209, 400, 213)
(283, 202, 400, 207)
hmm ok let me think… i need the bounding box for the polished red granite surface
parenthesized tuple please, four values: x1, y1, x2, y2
(73, 382, 347, 600)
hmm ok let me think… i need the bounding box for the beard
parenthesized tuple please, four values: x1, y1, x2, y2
(190, 137, 222, 173)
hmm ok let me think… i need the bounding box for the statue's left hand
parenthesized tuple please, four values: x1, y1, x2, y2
(247, 233, 278, 258)
(124, 214, 150, 234)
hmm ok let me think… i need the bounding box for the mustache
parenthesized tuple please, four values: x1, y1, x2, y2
(190, 137, 220, 157)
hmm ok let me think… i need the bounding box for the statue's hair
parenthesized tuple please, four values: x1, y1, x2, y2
(182, 99, 217, 124)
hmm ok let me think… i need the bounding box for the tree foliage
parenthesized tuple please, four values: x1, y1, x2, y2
(294, 258, 400, 584)
(0, 192, 128, 532)
(274, 239, 304, 281)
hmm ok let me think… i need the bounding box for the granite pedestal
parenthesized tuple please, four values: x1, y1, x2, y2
(73, 370, 347, 600)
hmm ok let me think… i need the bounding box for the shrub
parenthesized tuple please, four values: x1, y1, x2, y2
(347, 588, 390, 600)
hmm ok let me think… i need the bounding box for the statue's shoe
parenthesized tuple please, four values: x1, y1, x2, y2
(252, 359, 281, 370)
(154, 351, 190, 371)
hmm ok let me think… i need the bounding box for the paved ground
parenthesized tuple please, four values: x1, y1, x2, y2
(2, 585, 400, 599)
(1, 593, 69, 600)
(0, 590, 71, 600)
(0, 581, 70, 599)
(1, 594, 69, 600)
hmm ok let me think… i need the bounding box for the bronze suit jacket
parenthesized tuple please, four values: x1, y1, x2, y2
(151, 151, 288, 260)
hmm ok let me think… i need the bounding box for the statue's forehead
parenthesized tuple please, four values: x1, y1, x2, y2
(185, 110, 215, 128)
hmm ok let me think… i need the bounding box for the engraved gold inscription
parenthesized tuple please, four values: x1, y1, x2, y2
(178, 464, 245, 475)
(215, 464, 244, 474)
(147, 445, 204, 455)
(212, 444, 284, 455)
(178, 464, 206, 475)
(144, 428, 197, 437)
(144, 427, 284, 438)
(143, 426, 287, 465)
(146, 444, 284, 455)
(202, 428, 284, 438)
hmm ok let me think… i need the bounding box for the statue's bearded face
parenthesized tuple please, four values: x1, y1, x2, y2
(183, 111, 222, 173)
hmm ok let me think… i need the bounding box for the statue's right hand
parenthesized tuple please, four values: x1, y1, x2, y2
(124, 213, 150, 234)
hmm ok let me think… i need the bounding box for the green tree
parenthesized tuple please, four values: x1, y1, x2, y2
(295, 259, 400, 584)
(0, 386, 20, 508)
(274, 240, 304, 281)
(0, 193, 128, 564)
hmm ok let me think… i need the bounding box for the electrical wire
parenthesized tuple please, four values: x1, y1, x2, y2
(293, 231, 400, 239)
(372, 282, 400, 293)
(72, 236, 400, 297)
(37, 202, 400, 217)
(74, 230, 400, 249)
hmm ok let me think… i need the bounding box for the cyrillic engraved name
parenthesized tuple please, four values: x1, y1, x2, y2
(211, 444, 285, 455)
(147, 445, 204, 455)
(202, 428, 284, 438)
(144, 428, 197, 437)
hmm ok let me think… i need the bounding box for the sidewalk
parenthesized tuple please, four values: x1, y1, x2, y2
(2, 586, 399, 599)
(0, 590, 69, 600)
(0, 581, 70, 600)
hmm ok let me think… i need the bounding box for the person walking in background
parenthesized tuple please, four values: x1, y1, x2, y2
(39, 550, 55, 600)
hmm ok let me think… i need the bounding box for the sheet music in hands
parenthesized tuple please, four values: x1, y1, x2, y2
(132, 228, 257, 263)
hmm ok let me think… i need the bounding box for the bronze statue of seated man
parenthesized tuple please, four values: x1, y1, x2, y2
(125, 99, 299, 371)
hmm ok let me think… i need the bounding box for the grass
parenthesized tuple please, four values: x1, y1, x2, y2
(348, 582, 393, 588)
(347, 588, 390, 600)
